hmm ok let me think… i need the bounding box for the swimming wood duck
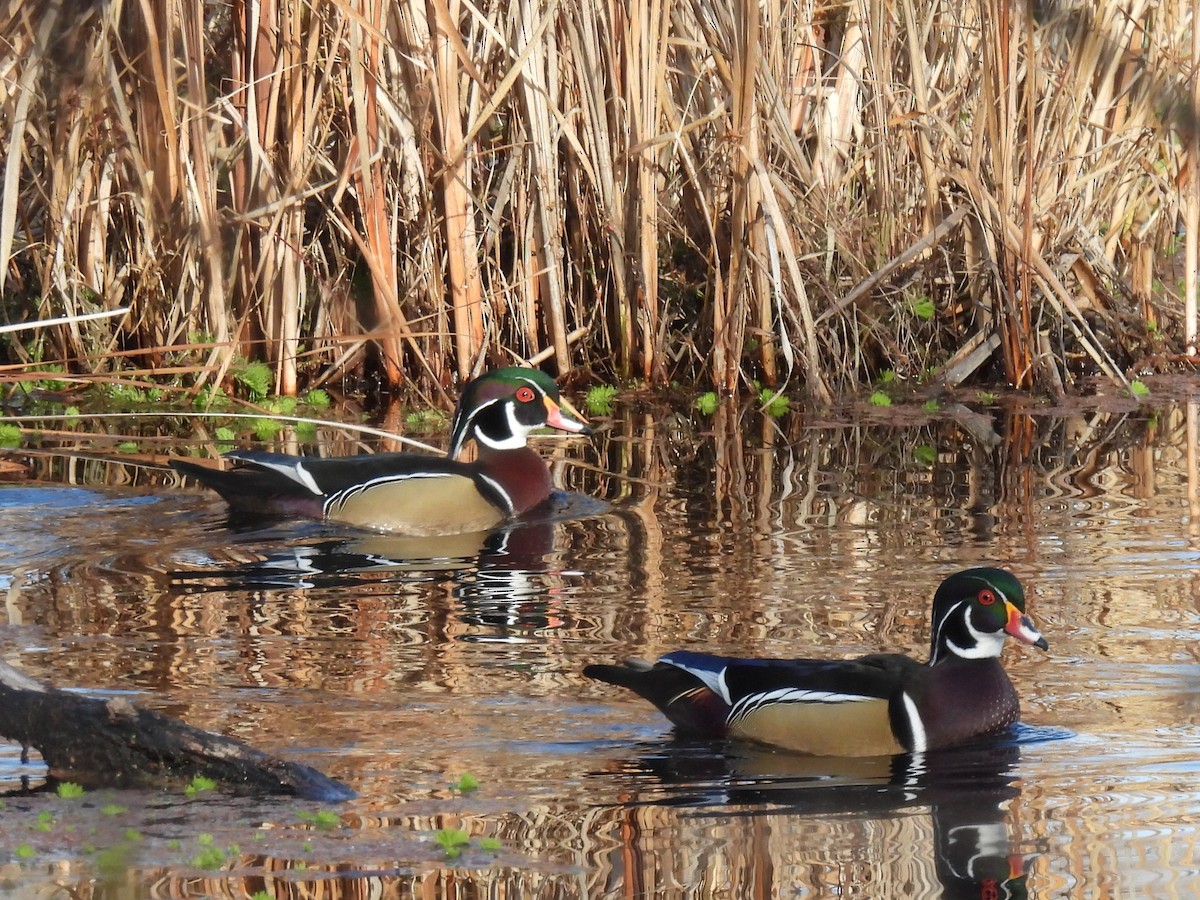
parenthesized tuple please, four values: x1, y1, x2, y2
(170, 367, 591, 535)
(585, 567, 1048, 757)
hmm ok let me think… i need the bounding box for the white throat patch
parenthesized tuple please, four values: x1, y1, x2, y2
(473, 401, 531, 450)
(933, 597, 1009, 661)
(945, 615, 1007, 659)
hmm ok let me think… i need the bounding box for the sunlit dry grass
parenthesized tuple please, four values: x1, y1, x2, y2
(0, 0, 1191, 400)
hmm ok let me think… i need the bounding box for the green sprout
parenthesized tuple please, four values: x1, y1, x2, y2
(191, 844, 228, 870)
(0, 423, 21, 447)
(298, 809, 341, 830)
(758, 388, 790, 417)
(454, 773, 480, 793)
(107, 384, 150, 405)
(264, 395, 298, 416)
(303, 389, 331, 409)
(584, 384, 619, 416)
(434, 828, 471, 859)
(405, 409, 448, 433)
(234, 360, 273, 400)
(24, 363, 68, 392)
(56, 782, 85, 799)
(694, 392, 719, 416)
(913, 445, 937, 466)
(252, 418, 283, 441)
(193, 386, 229, 409)
(923, 399, 940, 413)
(869, 391, 892, 407)
(190, 832, 237, 869)
(1130, 380, 1150, 398)
(185, 775, 217, 798)
(908, 295, 935, 320)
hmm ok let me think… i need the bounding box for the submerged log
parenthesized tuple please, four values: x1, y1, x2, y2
(0, 661, 354, 802)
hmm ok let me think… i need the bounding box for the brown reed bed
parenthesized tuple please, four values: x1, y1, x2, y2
(0, 0, 1192, 404)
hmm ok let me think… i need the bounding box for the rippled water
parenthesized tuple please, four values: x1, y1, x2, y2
(2, 400, 1200, 897)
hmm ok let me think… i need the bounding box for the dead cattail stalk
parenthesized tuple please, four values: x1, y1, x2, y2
(1188, 0, 1199, 355)
(429, 0, 485, 380)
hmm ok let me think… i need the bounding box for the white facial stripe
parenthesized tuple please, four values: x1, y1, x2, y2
(931, 599, 965, 661)
(468, 397, 501, 417)
(453, 397, 498, 452)
(901, 692, 927, 752)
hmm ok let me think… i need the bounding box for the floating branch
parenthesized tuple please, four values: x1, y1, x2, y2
(0, 661, 354, 802)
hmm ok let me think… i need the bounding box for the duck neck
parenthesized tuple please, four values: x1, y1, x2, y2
(476, 444, 553, 515)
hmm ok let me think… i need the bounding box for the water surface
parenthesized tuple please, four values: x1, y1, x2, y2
(1, 399, 1199, 897)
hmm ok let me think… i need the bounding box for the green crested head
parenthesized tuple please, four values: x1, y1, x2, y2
(448, 368, 590, 457)
(929, 567, 1048, 663)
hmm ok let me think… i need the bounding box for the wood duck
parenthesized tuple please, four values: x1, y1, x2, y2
(170, 367, 591, 535)
(585, 567, 1048, 757)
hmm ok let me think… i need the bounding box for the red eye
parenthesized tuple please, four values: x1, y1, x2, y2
(515, 386, 536, 403)
(978, 589, 996, 605)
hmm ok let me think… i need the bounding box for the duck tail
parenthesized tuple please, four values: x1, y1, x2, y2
(169, 459, 325, 518)
(584, 659, 731, 738)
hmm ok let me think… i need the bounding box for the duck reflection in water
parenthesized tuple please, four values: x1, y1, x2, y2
(169, 500, 592, 637)
(595, 737, 1039, 899)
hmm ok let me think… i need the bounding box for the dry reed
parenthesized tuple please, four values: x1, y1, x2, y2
(0, 0, 1192, 400)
